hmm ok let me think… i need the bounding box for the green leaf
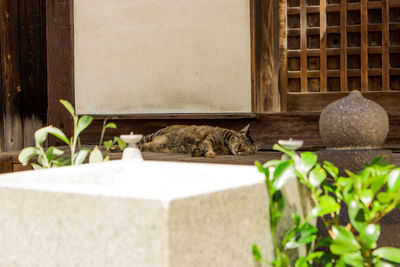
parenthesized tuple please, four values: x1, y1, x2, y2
(74, 149, 89, 165)
(117, 138, 127, 151)
(311, 195, 340, 217)
(343, 251, 364, 267)
(31, 163, 43, 170)
(273, 160, 295, 190)
(18, 147, 37, 166)
(76, 115, 93, 135)
(309, 165, 327, 187)
(387, 168, 400, 193)
(255, 161, 268, 176)
(283, 223, 317, 249)
(298, 152, 318, 173)
(295, 257, 307, 267)
(60, 99, 75, 116)
(377, 192, 396, 204)
(89, 146, 104, 163)
(373, 247, 400, 263)
(45, 146, 64, 163)
(52, 157, 70, 167)
(273, 144, 298, 159)
(272, 190, 285, 213)
(348, 200, 366, 233)
(251, 244, 262, 262)
(293, 213, 301, 226)
(263, 160, 282, 169)
(47, 126, 70, 145)
(360, 224, 380, 250)
(104, 140, 113, 151)
(360, 189, 374, 206)
(34, 126, 50, 146)
(104, 155, 110, 162)
(375, 260, 397, 267)
(330, 225, 360, 255)
(323, 161, 339, 179)
(104, 122, 117, 129)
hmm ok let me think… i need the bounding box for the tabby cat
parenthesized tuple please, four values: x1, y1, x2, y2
(138, 124, 262, 158)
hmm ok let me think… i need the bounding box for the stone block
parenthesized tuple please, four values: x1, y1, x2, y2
(0, 160, 310, 267)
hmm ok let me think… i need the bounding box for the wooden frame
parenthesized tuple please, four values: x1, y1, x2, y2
(46, 0, 281, 136)
(283, 0, 400, 112)
(46, 0, 400, 149)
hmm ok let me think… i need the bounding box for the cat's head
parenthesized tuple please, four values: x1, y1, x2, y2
(228, 124, 263, 155)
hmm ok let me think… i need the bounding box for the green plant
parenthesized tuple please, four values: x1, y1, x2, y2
(252, 142, 400, 267)
(100, 119, 127, 152)
(18, 100, 121, 168)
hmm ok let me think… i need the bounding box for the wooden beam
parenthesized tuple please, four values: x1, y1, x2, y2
(0, 0, 24, 152)
(279, 0, 288, 111)
(320, 0, 328, 92)
(287, 91, 400, 113)
(300, 0, 308, 92)
(19, 0, 47, 147)
(382, 0, 390, 91)
(256, 0, 281, 112)
(360, 0, 368, 91)
(46, 0, 74, 145)
(340, 0, 348, 91)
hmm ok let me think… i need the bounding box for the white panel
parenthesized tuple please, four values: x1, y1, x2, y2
(74, 0, 252, 114)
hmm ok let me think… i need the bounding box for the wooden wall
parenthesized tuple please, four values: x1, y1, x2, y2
(0, 0, 47, 152)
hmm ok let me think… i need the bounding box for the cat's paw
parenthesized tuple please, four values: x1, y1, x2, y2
(205, 151, 216, 158)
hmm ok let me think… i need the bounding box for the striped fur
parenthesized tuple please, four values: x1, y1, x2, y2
(139, 124, 262, 158)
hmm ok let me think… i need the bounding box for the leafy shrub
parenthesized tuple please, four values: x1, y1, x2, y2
(18, 100, 125, 169)
(253, 142, 400, 267)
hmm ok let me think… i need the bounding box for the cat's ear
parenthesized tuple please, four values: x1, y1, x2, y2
(240, 124, 251, 135)
(254, 142, 263, 151)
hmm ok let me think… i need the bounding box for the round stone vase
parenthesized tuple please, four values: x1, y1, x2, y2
(318, 91, 391, 173)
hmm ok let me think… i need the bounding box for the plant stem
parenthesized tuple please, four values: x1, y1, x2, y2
(99, 118, 108, 147)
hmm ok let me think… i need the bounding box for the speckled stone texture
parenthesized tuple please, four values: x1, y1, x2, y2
(319, 90, 391, 172)
(0, 161, 313, 267)
(319, 90, 389, 149)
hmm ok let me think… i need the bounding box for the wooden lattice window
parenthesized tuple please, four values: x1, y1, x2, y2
(282, 0, 400, 112)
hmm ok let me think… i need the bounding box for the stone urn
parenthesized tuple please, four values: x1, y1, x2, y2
(318, 91, 391, 173)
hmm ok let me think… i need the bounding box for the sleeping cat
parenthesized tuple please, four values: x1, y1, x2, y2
(138, 124, 262, 158)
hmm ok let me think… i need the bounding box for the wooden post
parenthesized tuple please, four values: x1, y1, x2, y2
(340, 0, 348, 91)
(46, 0, 74, 145)
(257, 0, 281, 112)
(279, 0, 288, 111)
(360, 0, 368, 91)
(320, 0, 327, 92)
(300, 0, 308, 92)
(0, 0, 24, 152)
(19, 0, 47, 147)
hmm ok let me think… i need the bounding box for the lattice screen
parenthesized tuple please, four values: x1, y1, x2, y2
(286, 0, 400, 92)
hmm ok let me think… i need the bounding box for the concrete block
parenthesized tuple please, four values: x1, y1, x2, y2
(0, 160, 310, 266)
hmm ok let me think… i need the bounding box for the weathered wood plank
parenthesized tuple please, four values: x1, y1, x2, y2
(19, 0, 47, 146)
(360, 0, 368, 91)
(300, 0, 308, 92)
(279, 0, 288, 111)
(256, 0, 281, 112)
(320, 0, 327, 92)
(46, 0, 74, 145)
(0, 0, 24, 152)
(382, 0, 390, 91)
(340, 0, 348, 91)
(287, 91, 400, 113)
